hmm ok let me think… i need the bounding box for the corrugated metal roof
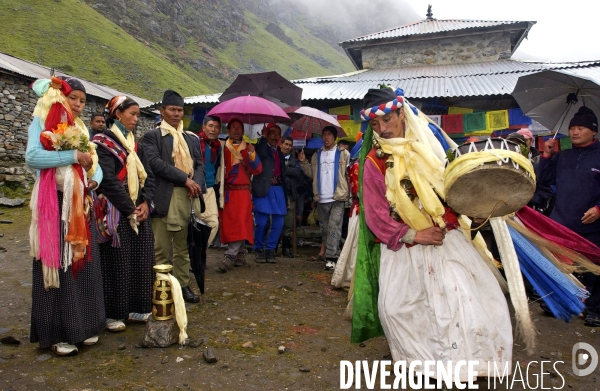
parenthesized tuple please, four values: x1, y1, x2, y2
(290, 61, 600, 100)
(0, 52, 153, 108)
(342, 19, 530, 44)
(155, 60, 600, 105)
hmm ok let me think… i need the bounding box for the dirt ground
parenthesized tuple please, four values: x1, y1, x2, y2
(0, 204, 598, 391)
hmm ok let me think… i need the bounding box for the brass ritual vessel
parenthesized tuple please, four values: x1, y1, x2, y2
(152, 264, 174, 321)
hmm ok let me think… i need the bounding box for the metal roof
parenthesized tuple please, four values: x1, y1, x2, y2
(0, 52, 153, 108)
(341, 19, 531, 44)
(182, 60, 600, 104)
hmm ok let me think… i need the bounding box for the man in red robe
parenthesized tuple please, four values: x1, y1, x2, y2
(216, 119, 262, 272)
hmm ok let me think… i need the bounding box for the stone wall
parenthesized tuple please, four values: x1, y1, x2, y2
(0, 73, 154, 189)
(362, 31, 512, 69)
(0, 73, 154, 186)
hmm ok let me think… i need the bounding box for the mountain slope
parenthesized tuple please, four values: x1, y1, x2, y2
(1, 0, 217, 100)
(1, 0, 357, 101)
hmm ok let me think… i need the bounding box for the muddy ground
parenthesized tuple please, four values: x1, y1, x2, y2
(0, 204, 598, 391)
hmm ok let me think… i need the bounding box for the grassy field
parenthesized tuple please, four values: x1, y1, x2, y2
(0, 0, 354, 101)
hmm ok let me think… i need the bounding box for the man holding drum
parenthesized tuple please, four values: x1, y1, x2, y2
(353, 86, 513, 380)
(539, 106, 600, 327)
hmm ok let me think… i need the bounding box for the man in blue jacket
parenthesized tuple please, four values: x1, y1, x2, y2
(252, 124, 288, 263)
(538, 106, 600, 326)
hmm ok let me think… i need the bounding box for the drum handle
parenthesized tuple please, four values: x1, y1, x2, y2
(462, 199, 508, 231)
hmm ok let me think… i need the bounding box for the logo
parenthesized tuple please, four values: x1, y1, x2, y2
(572, 342, 598, 377)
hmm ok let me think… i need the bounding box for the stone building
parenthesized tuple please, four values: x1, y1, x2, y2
(183, 10, 600, 126)
(0, 52, 155, 187)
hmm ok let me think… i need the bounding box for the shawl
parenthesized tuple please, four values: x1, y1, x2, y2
(29, 79, 99, 289)
(160, 120, 193, 177)
(108, 122, 147, 203)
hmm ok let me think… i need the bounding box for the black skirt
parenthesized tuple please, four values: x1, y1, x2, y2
(30, 192, 105, 349)
(99, 216, 155, 320)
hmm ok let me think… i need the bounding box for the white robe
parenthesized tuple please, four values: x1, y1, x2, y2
(378, 230, 513, 380)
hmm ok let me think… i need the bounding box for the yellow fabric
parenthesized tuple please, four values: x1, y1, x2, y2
(338, 120, 361, 140)
(444, 149, 535, 196)
(160, 120, 193, 177)
(373, 100, 459, 231)
(374, 132, 447, 230)
(448, 107, 473, 115)
(328, 105, 351, 115)
(109, 123, 148, 203)
(486, 110, 509, 131)
(225, 139, 246, 166)
(156, 272, 188, 344)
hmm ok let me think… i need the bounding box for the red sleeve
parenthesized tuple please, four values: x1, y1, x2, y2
(363, 158, 410, 251)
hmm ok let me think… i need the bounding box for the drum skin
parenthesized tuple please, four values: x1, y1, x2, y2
(445, 160, 535, 218)
(446, 138, 535, 218)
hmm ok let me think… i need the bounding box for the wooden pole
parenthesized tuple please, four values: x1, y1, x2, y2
(292, 201, 297, 256)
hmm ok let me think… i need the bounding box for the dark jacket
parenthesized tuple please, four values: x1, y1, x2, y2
(141, 127, 205, 218)
(284, 152, 303, 201)
(537, 140, 600, 234)
(94, 128, 155, 216)
(252, 137, 287, 200)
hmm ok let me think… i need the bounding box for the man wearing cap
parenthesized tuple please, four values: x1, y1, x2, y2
(298, 126, 350, 271)
(539, 106, 600, 327)
(353, 86, 512, 378)
(141, 90, 205, 303)
(251, 124, 288, 263)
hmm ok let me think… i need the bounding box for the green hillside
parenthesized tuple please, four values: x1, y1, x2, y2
(0, 0, 354, 101)
(0, 0, 214, 100)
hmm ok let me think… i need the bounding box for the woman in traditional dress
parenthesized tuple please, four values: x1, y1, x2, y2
(93, 96, 155, 331)
(26, 76, 105, 356)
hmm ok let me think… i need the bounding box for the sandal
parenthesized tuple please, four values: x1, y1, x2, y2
(310, 254, 325, 262)
(52, 342, 78, 356)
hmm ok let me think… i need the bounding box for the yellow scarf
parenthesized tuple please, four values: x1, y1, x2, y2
(160, 120, 193, 176)
(110, 123, 147, 203)
(375, 132, 447, 230)
(225, 139, 246, 166)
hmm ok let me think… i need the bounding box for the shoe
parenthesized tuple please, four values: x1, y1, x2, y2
(324, 259, 336, 271)
(106, 318, 126, 332)
(584, 314, 600, 327)
(52, 342, 78, 356)
(216, 255, 235, 273)
(265, 249, 277, 264)
(182, 286, 200, 303)
(254, 249, 266, 263)
(128, 312, 151, 323)
(82, 335, 99, 346)
(233, 252, 246, 267)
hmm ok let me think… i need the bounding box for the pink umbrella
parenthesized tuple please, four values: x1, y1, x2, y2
(283, 106, 346, 136)
(208, 95, 290, 124)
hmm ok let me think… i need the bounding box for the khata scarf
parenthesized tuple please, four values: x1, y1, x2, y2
(225, 138, 246, 166)
(108, 123, 147, 203)
(29, 79, 98, 288)
(160, 120, 193, 176)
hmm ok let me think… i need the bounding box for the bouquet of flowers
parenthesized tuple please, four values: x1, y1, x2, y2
(40, 121, 91, 152)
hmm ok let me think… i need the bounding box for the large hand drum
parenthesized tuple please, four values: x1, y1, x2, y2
(444, 138, 535, 218)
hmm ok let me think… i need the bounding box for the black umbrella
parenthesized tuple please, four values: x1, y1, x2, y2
(187, 198, 210, 295)
(219, 71, 303, 107)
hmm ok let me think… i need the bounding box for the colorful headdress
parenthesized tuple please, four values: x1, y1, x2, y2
(360, 86, 405, 121)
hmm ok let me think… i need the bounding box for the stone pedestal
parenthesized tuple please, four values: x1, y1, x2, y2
(142, 317, 179, 348)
